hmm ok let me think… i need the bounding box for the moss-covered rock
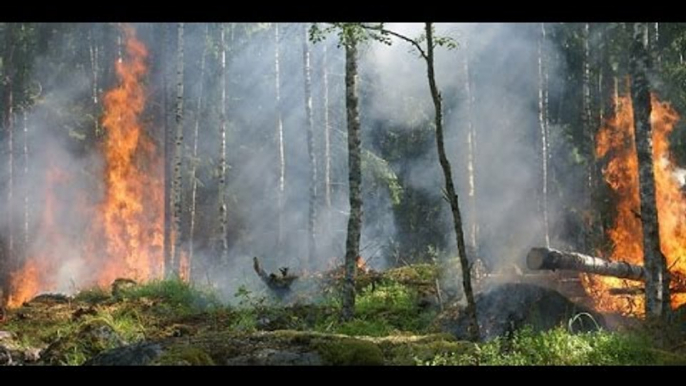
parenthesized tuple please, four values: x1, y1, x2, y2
(370, 333, 475, 365)
(314, 338, 384, 365)
(156, 345, 215, 365)
(40, 318, 127, 365)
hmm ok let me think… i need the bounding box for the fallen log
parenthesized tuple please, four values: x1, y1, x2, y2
(609, 286, 686, 295)
(527, 247, 645, 281)
(608, 287, 645, 296)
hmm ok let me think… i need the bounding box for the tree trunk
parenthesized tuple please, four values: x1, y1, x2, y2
(649, 23, 661, 71)
(425, 23, 479, 342)
(116, 23, 123, 64)
(322, 43, 332, 212)
(88, 26, 102, 136)
(1, 24, 16, 302)
(527, 247, 645, 281)
(582, 23, 596, 253)
(341, 30, 361, 322)
(22, 107, 28, 261)
(218, 23, 229, 261)
(600, 24, 616, 124)
(188, 24, 209, 280)
(156, 24, 173, 279)
(538, 22, 550, 248)
(274, 23, 286, 249)
(462, 34, 479, 260)
(629, 22, 671, 319)
(302, 23, 317, 267)
(321, 40, 333, 257)
(170, 22, 185, 277)
(88, 27, 99, 105)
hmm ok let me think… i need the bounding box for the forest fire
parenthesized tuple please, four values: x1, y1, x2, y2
(95, 25, 164, 286)
(5, 25, 164, 307)
(586, 93, 685, 316)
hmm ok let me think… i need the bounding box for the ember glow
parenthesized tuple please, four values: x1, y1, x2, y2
(586, 93, 685, 316)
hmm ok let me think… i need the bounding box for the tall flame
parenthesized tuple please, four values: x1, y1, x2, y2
(5, 25, 164, 307)
(95, 25, 164, 286)
(587, 93, 685, 316)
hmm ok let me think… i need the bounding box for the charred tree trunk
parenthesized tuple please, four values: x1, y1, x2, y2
(218, 23, 229, 261)
(425, 23, 480, 341)
(170, 22, 185, 278)
(538, 22, 550, 248)
(302, 23, 317, 267)
(341, 29, 361, 322)
(582, 23, 596, 252)
(600, 24, 616, 126)
(629, 22, 671, 319)
(527, 247, 645, 281)
(188, 24, 209, 280)
(274, 23, 286, 250)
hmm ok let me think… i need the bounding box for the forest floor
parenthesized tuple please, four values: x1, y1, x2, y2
(1, 263, 686, 365)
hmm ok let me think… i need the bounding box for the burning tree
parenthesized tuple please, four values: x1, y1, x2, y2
(628, 22, 671, 320)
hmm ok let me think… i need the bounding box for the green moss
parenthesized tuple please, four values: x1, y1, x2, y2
(73, 287, 112, 304)
(40, 319, 126, 365)
(157, 346, 215, 366)
(384, 264, 438, 284)
(118, 279, 221, 315)
(83, 310, 147, 343)
(333, 318, 395, 337)
(387, 340, 474, 365)
(314, 338, 385, 365)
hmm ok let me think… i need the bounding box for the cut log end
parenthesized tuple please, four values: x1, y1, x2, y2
(526, 248, 547, 270)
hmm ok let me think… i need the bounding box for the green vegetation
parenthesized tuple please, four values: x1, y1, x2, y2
(420, 326, 686, 366)
(3, 268, 686, 365)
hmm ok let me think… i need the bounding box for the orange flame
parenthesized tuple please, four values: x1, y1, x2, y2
(6, 25, 164, 307)
(356, 256, 369, 273)
(7, 166, 68, 307)
(587, 93, 685, 316)
(95, 25, 164, 286)
(179, 251, 190, 283)
(7, 260, 40, 308)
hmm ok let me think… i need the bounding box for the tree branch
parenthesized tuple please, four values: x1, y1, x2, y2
(359, 24, 428, 61)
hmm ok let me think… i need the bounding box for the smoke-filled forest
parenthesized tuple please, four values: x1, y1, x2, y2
(2, 22, 686, 366)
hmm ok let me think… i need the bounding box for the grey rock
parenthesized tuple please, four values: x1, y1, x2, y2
(84, 342, 163, 366)
(225, 348, 322, 366)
